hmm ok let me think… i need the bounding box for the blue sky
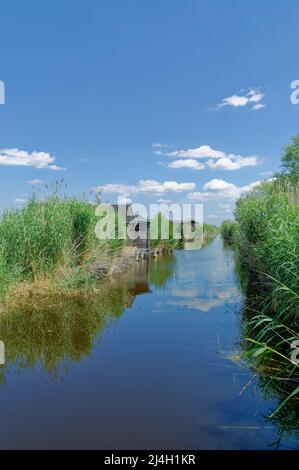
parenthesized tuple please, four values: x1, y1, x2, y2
(0, 0, 298, 222)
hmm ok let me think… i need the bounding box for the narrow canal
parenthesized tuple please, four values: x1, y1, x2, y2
(0, 236, 297, 449)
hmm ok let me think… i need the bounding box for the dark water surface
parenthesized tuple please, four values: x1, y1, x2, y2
(0, 236, 297, 449)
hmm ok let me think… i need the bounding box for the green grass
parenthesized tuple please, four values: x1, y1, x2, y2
(228, 178, 299, 420)
(235, 179, 299, 314)
(219, 132, 299, 423)
(203, 223, 219, 241)
(0, 189, 123, 298)
(220, 219, 237, 245)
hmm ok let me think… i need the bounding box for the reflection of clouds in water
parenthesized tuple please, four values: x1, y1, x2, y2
(167, 237, 242, 312)
(167, 287, 241, 312)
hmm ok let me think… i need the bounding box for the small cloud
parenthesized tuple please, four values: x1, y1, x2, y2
(252, 103, 266, 111)
(27, 179, 43, 185)
(217, 88, 266, 111)
(167, 159, 205, 170)
(14, 197, 27, 206)
(152, 143, 171, 149)
(163, 145, 225, 160)
(188, 177, 273, 204)
(0, 148, 65, 170)
(208, 214, 218, 219)
(157, 198, 172, 203)
(219, 95, 248, 107)
(187, 191, 215, 201)
(192, 178, 262, 201)
(80, 158, 87, 163)
(207, 155, 258, 171)
(203, 179, 234, 191)
(259, 171, 274, 177)
(117, 195, 132, 204)
(152, 143, 172, 154)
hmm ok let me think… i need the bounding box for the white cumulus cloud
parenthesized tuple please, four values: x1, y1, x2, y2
(95, 179, 196, 196)
(164, 145, 225, 160)
(27, 179, 43, 185)
(158, 144, 259, 171)
(217, 88, 266, 110)
(188, 178, 262, 202)
(203, 179, 235, 191)
(167, 159, 205, 170)
(0, 148, 65, 170)
(207, 155, 258, 171)
(14, 197, 28, 206)
(252, 103, 266, 111)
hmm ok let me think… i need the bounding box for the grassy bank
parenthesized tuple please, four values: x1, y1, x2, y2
(0, 190, 123, 302)
(220, 135, 299, 419)
(220, 220, 237, 245)
(236, 178, 299, 416)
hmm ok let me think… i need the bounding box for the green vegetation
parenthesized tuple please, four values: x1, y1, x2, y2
(203, 223, 219, 243)
(0, 183, 219, 304)
(220, 220, 237, 245)
(280, 134, 299, 183)
(150, 213, 218, 249)
(238, 178, 299, 423)
(0, 184, 123, 301)
(220, 134, 299, 422)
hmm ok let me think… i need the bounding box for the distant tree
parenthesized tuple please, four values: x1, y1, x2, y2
(281, 134, 299, 182)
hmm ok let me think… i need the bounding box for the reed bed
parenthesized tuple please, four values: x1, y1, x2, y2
(221, 165, 299, 420)
(0, 187, 122, 301)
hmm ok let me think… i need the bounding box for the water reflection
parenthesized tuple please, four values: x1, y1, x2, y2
(109, 261, 151, 296)
(0, 286, 132, 381)
(149, 253, 176, 289)
(167, 238, 242, 312)
(0, 237, 298, 449)
(0, 255, 176, 381)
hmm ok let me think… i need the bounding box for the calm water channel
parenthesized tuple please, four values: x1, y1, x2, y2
(0, 236, 298, 449)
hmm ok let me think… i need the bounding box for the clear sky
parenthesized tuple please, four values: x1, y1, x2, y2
(0, 0, 299, 222)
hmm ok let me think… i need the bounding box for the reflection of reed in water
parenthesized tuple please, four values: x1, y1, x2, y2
(0, 280, 145, 381)
(149, 253, 176, 289)
(0, 259, 157, 382)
